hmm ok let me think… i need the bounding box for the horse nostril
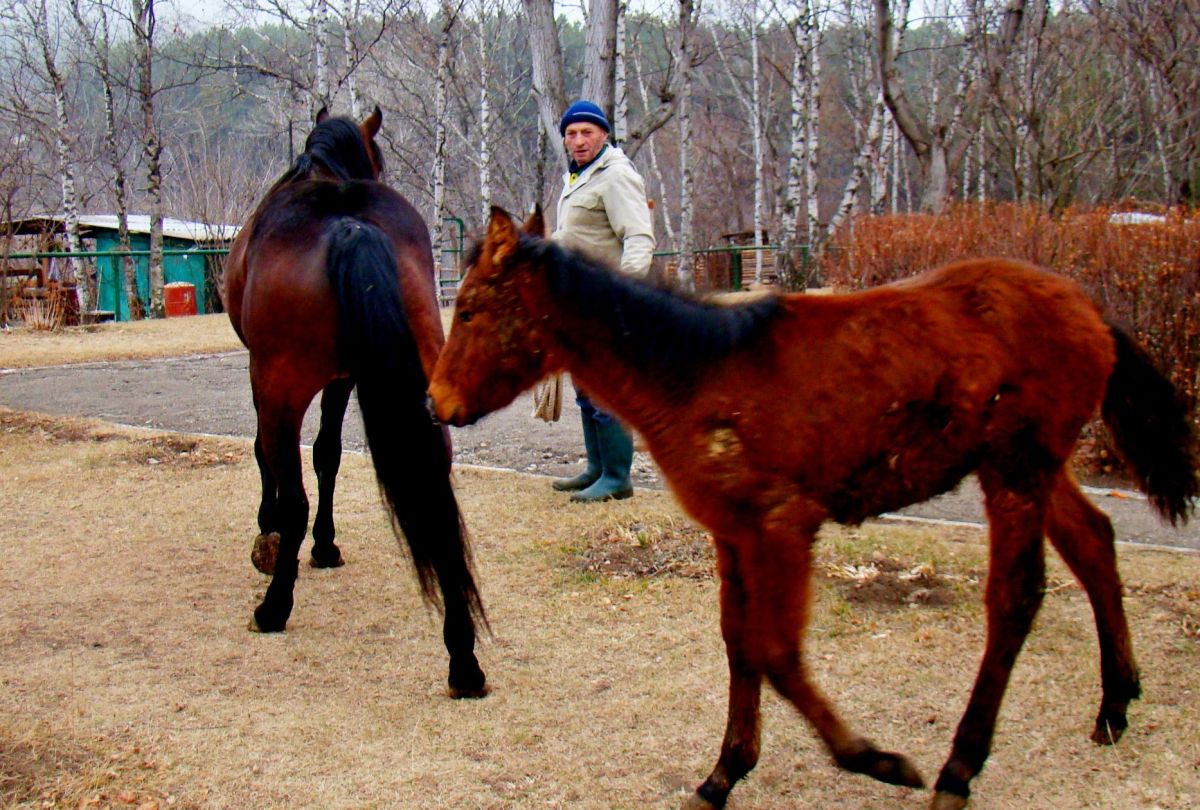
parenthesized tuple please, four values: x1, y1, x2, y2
(424, 393, 440, 425)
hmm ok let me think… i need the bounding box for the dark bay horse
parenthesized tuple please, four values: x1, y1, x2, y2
(223, 108, 486, 698)
(428, 208, 1199, 808)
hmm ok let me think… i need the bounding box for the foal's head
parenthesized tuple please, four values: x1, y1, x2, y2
(429, 206, 552, 426)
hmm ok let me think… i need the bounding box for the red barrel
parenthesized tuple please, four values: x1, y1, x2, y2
(163, 282, 197, 317)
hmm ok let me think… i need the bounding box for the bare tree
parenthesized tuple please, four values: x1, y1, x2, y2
(876, 0, 1027, 212)
(71, 0, 141, 317)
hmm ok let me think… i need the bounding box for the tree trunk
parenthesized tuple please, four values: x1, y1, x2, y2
(675, 0, 696, 291)
(613, 1, 628, 144)
(876, 0, 1026, 212)
(524, 0, 568, 171)
(32, 0, 86, 316)
(314, 0, 330, 110)
(581, 0, 617, 113)
(431, 0, 457, 291)
(133, 0, 164, 315)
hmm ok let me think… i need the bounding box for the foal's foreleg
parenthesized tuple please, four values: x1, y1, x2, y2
(310, 379, 354, 569)
(685, 543, 763, 810)
(749, 524, 923, 790)
(933, 484, 1047, 810)
(1045, 472, 1140, 744)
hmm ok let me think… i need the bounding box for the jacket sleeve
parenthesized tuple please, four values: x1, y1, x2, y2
(603, 166, 656, 276)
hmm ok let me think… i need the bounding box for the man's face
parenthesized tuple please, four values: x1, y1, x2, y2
(564, 122, 608, 167)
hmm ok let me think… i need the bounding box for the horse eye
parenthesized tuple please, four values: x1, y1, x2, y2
(458, 311, 473, 324)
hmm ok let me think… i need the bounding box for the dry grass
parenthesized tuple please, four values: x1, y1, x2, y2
(2, 409, 1199, 809)
(0, 313, 244, 369)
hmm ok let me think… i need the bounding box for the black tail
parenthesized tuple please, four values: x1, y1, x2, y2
(1101, 324, 1200, 526)
(325, 218, 486, 625)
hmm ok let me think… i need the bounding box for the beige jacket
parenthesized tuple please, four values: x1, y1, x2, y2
(552, 145, 655, 277)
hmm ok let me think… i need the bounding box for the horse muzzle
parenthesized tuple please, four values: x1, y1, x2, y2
(426, 385, 474, 427)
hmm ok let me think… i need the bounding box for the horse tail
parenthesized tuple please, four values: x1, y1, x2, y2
(1100, 323, 1200, 526)
(324, 217, 486, 626)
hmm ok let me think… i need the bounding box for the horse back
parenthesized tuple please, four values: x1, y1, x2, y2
(665, 258, 1117, 529)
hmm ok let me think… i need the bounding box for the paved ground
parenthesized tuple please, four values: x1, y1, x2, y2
(2, 350, 1197, 551)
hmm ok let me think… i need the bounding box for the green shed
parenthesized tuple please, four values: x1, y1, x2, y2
(1, 214, 239, 322)
(83, 216, 239, 321)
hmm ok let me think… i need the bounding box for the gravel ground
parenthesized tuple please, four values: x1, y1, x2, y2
(2, 350, 1196, 551)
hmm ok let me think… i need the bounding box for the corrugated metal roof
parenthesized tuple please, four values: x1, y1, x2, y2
(5, 214, 240, 242)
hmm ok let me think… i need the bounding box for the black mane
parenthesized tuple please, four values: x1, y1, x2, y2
(276, 117, 380, 187)
(516, 235, 783, 393)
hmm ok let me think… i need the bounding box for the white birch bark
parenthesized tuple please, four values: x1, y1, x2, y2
(477, 19, 492, 222)
(431, 0, 457, 288)
(313, 0, 330, 109)
(613, 1, 628, 144)
(803, 7, 821, 244)
(676, 0, 695, 291)
(70, 0, 136, 316)
(778, 11, 807, 283)
(31, 0, 85, 314)
(342, 0, 361, 117)
(132, 0, 164, 315)
(749, 0, 763, 284)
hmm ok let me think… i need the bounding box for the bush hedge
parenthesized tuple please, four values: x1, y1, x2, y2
(818, 204, 1200, 475)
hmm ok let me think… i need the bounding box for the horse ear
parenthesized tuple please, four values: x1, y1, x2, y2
(315, 106, 329, 124)
(522, 204, 545, 238)
(486, 206, 519, 265)
(362, 105, 382, 140)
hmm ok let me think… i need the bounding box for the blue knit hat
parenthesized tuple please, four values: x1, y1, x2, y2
(559, 100, 610, 136)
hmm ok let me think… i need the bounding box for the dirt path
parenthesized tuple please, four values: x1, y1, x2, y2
(2, 350, 1197, 551)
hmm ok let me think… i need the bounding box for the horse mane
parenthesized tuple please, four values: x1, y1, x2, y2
(273, 116, 381, 188)
(516, 235, 783, 390)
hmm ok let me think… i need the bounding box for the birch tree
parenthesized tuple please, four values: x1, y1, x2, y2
(129, 0, 165, 315)
(431, 0, 463, 286)
(71, 0, 141, 317)
(24, 0, 87, 314)
(675, 0, 696, 290)
(876, 0, 1027, 212)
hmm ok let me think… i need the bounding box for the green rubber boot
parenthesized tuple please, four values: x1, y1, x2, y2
(553, 410, 602, 491)
(571, 419, 634, 503)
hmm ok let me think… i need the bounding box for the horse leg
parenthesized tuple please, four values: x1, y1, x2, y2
(249, 427, 282, 575)
(932, 474, 1048, 810)
(687, 518, 922, 810)
(1045, 470, 1140, 744)
(251, 394, 312, 633)
(685, 541, 764, 810)
(310, 378, 354, 569)
(751, 514, 923, 789)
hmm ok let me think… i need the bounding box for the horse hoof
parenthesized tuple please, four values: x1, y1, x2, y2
(840, 747, 924, 788)
(448, 660, 488, 699)
(251, 602, 289, 633)
(448, 683, 490, 700)
(680, 793, 720, 810)
(309, 545, 345, 569)
(930, 791, 969, 810)
(251, 532, 280, 575)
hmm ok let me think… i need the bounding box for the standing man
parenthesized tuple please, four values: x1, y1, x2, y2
(551, 99, 656, 503)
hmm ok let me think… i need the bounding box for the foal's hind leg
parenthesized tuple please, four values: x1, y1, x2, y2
(310, 378, 354, 569)
(1045, 471, 1140, 744)
(933, 474, 1048, 810)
